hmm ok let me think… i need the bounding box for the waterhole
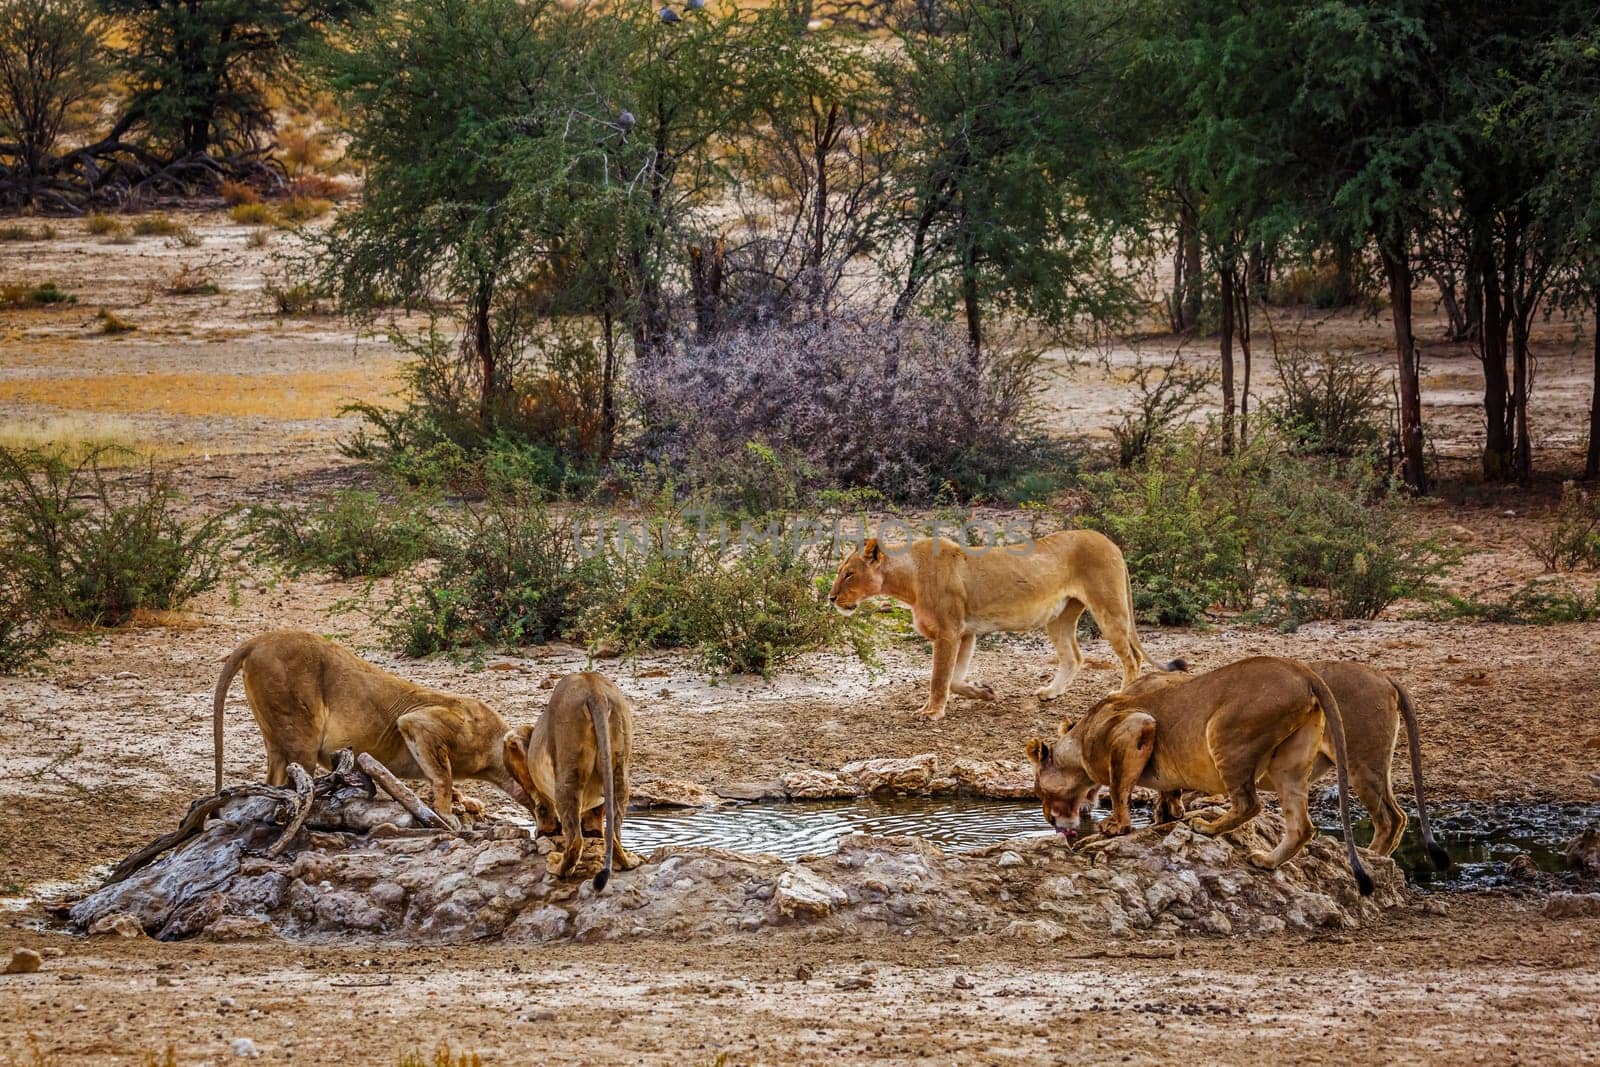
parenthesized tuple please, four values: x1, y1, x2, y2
(616, 797, 1598, 888)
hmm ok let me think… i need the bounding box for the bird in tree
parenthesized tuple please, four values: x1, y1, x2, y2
(659, 6, 681, 23)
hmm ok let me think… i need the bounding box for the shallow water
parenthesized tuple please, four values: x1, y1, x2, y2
(617, 796, 1599, 888)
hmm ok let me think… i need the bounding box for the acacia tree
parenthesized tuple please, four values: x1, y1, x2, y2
(100, 0, 371, 160)
(0, 0, 109, 208)
(886, 0, 1145, 360)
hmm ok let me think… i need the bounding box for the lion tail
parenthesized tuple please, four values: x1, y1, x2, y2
(1394, 678, 1450, 871)
(1308, 670, 1375, 896)
(212, 636, 259, 793)
(589, 693, 619, 892)
(1123, 568, 1150, 672)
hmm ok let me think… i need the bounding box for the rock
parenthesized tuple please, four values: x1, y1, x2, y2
(772, 867, 849, 921)
(835, 975, 873, 990)
(949, 759, 1035, 798)
(156, 976, 174, 987)
(631, 778, 721, 808)
(4, 948, 42, 974)
(997, 851, 1024, 869)
(1566, 829, 1600, 873)
(780, 769, 857, 800)
(1544, 893, 1600, 919)
(953, 974, 973, 990)
(89, 912, 147, 939)
(713, 781, 782, 801)
(230, 1037, 261, 1058)
(840, 754, 937, 794)
(1507, 854, 1538, 879)
(202, 916, 276, 942)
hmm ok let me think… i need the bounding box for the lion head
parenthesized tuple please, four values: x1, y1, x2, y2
(1024, 734, 1097, 837)
(828, 538, 887, 614)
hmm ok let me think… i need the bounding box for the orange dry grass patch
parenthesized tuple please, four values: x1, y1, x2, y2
(0, 369, 403, 420)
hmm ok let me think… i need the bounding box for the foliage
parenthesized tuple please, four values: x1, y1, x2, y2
(98, 0, 373, 157)
(0, 223, 57, 241)
(1529, 484, 1600, 572)
(1081, 433, 1443, 626)
(228, 203, 277, 226)
(0, 446, 231, 627)
(1109, 355, 1215, 468)
(1435, 581, 1600, 625)
(0, 0, 110, 206)
(634, 317, 1052, 504)
(0, 281, 73, 307)
(1265, 346, 1389, 457)
(249, 490, 439, 580)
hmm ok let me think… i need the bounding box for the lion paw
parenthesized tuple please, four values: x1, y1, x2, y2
(615, 849, 645, 871)
(1247, 850, 1279, 870)
(1100, 817, 1131, 836)
(450, 790, 487, 819)
(913, 703, 947, 721)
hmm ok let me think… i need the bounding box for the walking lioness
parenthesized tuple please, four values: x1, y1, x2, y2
(212, 630, 537, 823)
(502, 672, 641, 890)
(828, 531, 1148, 720)
(1026, 656, 1376, 894)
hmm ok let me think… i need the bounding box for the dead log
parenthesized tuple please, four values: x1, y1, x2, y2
(356, 752, 458, 832)
(266, 763, 315, 858)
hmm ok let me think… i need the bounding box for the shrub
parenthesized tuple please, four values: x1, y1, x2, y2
(246, 228, 270, 248)
(0, 563, 53, 673)
(1435, 580, 1600, 624)
(250, 490, 439, 579)
(219, 179, 259, 206)
(264, 279, 325, 314)
(0, 446, 232, 627)
(95, 307, 135, 333)
(228, 202, 278, 226)
(130, 214, 181, 236)
(1265, 346, 1389, 457)
(1530, 483, 1600, 572)
(169, 225, 202, 248)
(1080, 433, 1443, 626)
(0, 223, 54, 241)
(633, 317, 1050, 504)
(289, 174, 348, 199)
(279, 195, 333, 222)
(84, 211, 119, 234)
(163, 262, 221, 296)
(1108, 355, 1214, 468)
(0, 281, 74, 308)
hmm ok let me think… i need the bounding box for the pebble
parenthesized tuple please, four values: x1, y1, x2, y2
(997, 851, 1024, 868)
(231, 1037, 261, 1058)
(4, 948, 42, 975)
(834, 975, 873, 991)
(954, 974, 973, 990)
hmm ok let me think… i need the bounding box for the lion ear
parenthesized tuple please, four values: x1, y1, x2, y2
(1057, 717, 1073, 737)
(862, 538, 884, 564)
(1025, 736, 1050, 769)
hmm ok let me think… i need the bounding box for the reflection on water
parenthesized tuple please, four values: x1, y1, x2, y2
(613, 795, 1598, 888)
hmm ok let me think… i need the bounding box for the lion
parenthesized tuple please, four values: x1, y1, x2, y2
(501, 671, 642, 889)
(828, 531, 1150, 721)
(1117, 659, 1448, 866)
(212, 630, 536, 824)
(1025, 655, 1375, 894)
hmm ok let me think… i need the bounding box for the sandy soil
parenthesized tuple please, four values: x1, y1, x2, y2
(2, 212, 1600, 1063)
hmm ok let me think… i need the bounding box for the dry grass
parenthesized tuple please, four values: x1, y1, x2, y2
(95, 307, 137, 334)
(246, 228, 271, 248)
(163, 262, 222, 296)
(131, 215, 182, 236)
(397, 1044, 484, 1067)
(0, 223, 55, 241)
(219, 179, 259, 206)
(279, 196, 333, 224)
(84, 211, 120, 235)
(228, 203, 279, 226)
(0, 413, 139, 454)
(0, 369, 401, 420)
(0, 281, 74, 308)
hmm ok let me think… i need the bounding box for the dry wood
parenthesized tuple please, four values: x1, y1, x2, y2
(266, 763, 315, 858)
(355, 752, 458, 832)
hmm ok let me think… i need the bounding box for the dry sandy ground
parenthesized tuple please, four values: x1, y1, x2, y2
(3, 212, 1600, 1064)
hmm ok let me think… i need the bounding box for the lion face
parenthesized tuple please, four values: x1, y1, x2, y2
(828, 539, 886, 613)
(1025, 736, 1096, 837)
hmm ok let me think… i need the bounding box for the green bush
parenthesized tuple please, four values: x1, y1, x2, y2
(249, 490, 439, 579)
(1435, 581, 1600, 624)
(0, 566, 53, 673)
(1080, 433, 1443, 626)
(1265, 346, 1389, 458)
(0, 446, 232, 628)
(1529, 484, 1600, 572)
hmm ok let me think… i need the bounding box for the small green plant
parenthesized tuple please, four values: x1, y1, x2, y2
(1108, 355, 1214, 468)
(228, 202, 279, 226)
(265, 279, 325, 314)
(0, 281, 75, 308)
(131, 214, 181, 236)
(1530, 484, 1600, 572)
(1434, 581, 1600, 624)
(0, 446, 233, 627)
(250, 490, 439, 579)
(1265, 346, 1389, 457)
(96, 307, 136, 333)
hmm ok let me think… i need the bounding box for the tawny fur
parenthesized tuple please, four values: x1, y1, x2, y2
(828, 531, 1148, 721)
(212, 630, 536, 823)
(1025, 655, 1374, 894)
(1121, 659, 1446, 865)
(501, 672, 642, 889)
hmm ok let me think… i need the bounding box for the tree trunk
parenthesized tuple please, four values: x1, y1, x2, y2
(1218, 264, 1236, 454)
(1588, 294, 1600, 481)
(1173, 197, 1202, 331)
(1479, 239, 1514, 480)
(688, 239, 724, 338)
(1237, 271, 1252, 449)
(1333, 236, 1358, 307)
(1510, 312, 1533, 484)
(962, 261, 982, 369)
(1381, 242, 1427, 493)
(600, 304, 617, 463)
(474, 279, 495, 423)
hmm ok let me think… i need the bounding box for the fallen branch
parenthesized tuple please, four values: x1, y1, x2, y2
(266, 763, 315, 858)
(356, 752, 458, 832)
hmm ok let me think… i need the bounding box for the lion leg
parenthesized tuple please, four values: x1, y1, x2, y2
(1155, 790, 1186, 824)
(1359, 771, 1407, 856)
(1037, 600, 1086, 700)
(1101, 716, 1155, 836)
(610, 757, 643, 871)
(949, 634, 997, 701)
(1251, 722, 1321, 869)
(551, 766, 588, 879)
(1092, 601, 1143, 691)
(915, 634, 959, 720)
(396, 709, 459, 828)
